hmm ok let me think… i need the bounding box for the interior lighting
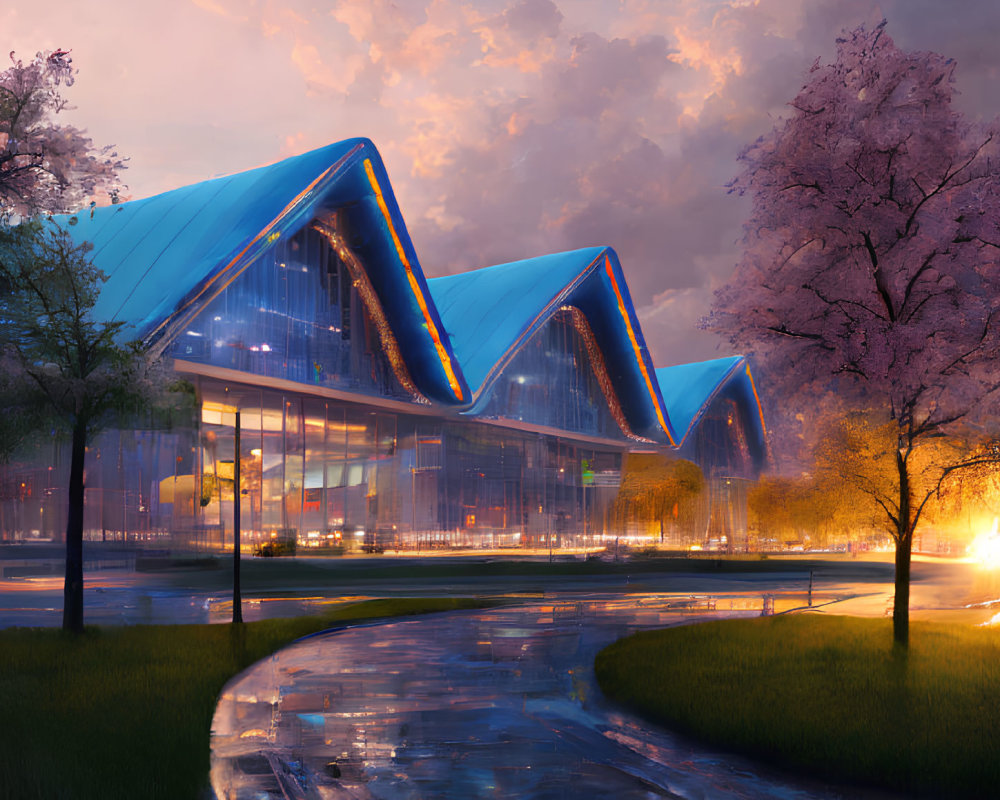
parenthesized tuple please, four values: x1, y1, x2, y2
(162, 157, 340, 344)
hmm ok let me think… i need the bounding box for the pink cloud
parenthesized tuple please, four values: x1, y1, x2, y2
(6, 0, 1000, 367)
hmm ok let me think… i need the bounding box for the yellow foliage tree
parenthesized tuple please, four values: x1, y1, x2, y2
(612, 454, 703, 542)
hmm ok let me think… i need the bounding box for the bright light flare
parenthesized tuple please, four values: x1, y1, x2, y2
(968, 518, 1000, 569)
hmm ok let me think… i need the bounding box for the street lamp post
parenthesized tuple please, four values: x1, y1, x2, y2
(233, 408, 243, 624)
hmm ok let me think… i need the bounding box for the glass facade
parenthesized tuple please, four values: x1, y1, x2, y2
(477, 309, 626, 440)
(0, 424, 199, 545)
(690, 395, 753, 479)
(0, 381, 625, 551)
(3, 380, 768, 552)
(169, 226, 412, 400)
(678, 389, 759, 551)
(188, 378, 622, 551)
(0, 213, 762, 552)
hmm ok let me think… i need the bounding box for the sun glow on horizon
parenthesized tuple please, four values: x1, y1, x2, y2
(968, 518, 1000, 569)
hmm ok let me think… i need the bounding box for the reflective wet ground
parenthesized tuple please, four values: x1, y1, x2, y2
(0, 571, 382, 627)
(211, 598, 899, 800)
(6, 549, 993, 629)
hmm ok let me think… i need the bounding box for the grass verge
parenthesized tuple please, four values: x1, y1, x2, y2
(0, 597, 497, 800)
(595, 615, 1000, 798)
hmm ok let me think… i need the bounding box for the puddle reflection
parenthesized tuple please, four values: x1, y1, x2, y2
(211, 596, 879, 800)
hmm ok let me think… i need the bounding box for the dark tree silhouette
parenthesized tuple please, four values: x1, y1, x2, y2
(0, 221, 155, 632)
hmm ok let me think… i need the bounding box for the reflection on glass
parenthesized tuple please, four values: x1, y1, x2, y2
(168, 225, 411, 400)
(0, 225, 762, 549)
(478, 310, 626, 439)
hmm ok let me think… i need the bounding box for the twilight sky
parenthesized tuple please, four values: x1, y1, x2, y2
(7, 0, 999, 366)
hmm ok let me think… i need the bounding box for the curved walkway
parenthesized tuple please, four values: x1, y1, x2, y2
(210, 596, 899, 799)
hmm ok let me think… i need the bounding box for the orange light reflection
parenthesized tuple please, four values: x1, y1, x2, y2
(363, 159, 464, 402)
(604, 256, 674, 444)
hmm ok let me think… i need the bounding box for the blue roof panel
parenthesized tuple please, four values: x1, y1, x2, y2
(59, 139, 365, 341)
(427, 248, 604, 393)
(49, 135, 764, 444)
(655, 356, 743, 438)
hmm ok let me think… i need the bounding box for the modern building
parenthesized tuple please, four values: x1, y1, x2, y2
(0, 138, 766, 551)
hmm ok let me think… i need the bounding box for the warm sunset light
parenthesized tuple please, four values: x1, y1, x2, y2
(968, 519, 1000, 569)
(5, 6, 1000, 800)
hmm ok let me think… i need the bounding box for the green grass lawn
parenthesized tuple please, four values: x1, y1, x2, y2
(595, 615, 1000, 798)
(0, 597, 497, 800)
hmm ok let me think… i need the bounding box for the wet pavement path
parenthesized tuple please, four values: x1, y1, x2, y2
(211, 597, 894, 800)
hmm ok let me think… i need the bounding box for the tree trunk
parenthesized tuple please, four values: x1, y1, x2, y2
(892, 448, 912, 649)
(893, 532, 912, 647)
(62, 419, 87, 633)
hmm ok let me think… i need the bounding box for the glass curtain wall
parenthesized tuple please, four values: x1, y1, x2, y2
(167, 376, 626, 552)
(0, 424, 199, 545)
(685, 393, 757, 551)
(0, 381, 628, 549)
(437, 425, 620, 550)
(477, 309, 628, 440)
(0, 224, 639, 548)
(169, 225, 412, 401)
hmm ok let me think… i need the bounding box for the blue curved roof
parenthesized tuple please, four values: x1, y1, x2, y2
(427, 247, 675, 443)
(56, 136, 765, 449)
(59, 138, 468, 405)
(655, 356, 767, 464)
(428, 249, 601, 393)
(64, 140, 361, 342)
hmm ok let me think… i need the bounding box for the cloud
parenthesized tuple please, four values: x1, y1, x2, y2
(639, 286, 725, 366)
(400, 28, 686, 276)
(8, 0, 1000, 366)
(502, 0, 563, 42)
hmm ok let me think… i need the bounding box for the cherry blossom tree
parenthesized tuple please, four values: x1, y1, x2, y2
(0, 50, 125, 218)
(706, 21, 1000, 647)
